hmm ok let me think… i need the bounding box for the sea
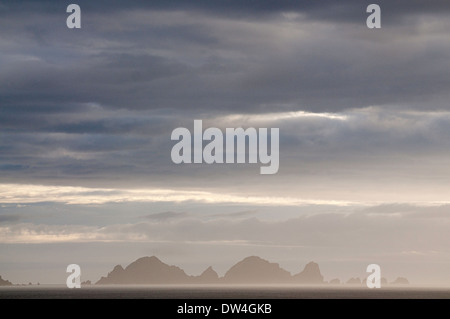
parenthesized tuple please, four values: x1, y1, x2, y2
(0, 285, 449, 299)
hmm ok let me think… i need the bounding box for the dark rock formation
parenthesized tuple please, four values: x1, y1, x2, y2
(194, 266, 219, 283)
(292, 262, 324, 284)
(0, 275, 12, 286)
(222, 256, 291, 284)
(96, 256, 190, 284)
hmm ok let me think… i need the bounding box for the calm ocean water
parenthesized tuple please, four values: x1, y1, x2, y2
(0, 285, 449, 299)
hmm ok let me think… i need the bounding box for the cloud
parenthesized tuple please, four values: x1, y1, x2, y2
(0, 184, 356, 206)
(3, 107, 450, 203)
(362, 203, 450, 218)
(1, 209, 448, 263)
(4, 1, 450, 22)
(2, 1, 450, 118)
(212, 210, 257, 218)
(2, 1, 450, 195)
(143, 211, 189, 221)
(0, 215, 21, 223)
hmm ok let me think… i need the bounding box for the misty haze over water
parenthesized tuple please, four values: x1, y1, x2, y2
(0, 286, 449, 299)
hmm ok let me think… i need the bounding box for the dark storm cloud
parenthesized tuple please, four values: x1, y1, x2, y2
(3, 1, 450, 21)
(1, 0, 449, 117)
(0, 53, 188, 112)
(2, 0, 450, 188)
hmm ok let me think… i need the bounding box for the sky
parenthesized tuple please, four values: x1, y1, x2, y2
(0, 0, 449, 286)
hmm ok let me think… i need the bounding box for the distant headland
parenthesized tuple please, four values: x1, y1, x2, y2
(0, 275, 13, 287)
(94, 256, 409, 286)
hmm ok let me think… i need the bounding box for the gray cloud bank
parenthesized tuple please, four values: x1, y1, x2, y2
(1, 0, 450, 115)
(2, 1, 450, 194)
(2, 108, 450, 203)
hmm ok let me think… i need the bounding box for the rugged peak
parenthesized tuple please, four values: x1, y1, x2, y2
(128, 256, 162, 267)
(303, 261, 320, 273)
(112, 265, 124, 272)
(0, 275, 13, 286)
(195, 266, 219, 283)
(96, 256, 189, 285)
(223, 256, 291, 283)
(293, 261, 324, 284)
(201, 266, 218, 276)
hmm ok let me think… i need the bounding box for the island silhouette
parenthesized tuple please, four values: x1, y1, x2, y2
(96, 256, 323, 285)
(95, 256, 408, 286)
(0, 256, 410, 286)
(0, 275, 12, 286)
